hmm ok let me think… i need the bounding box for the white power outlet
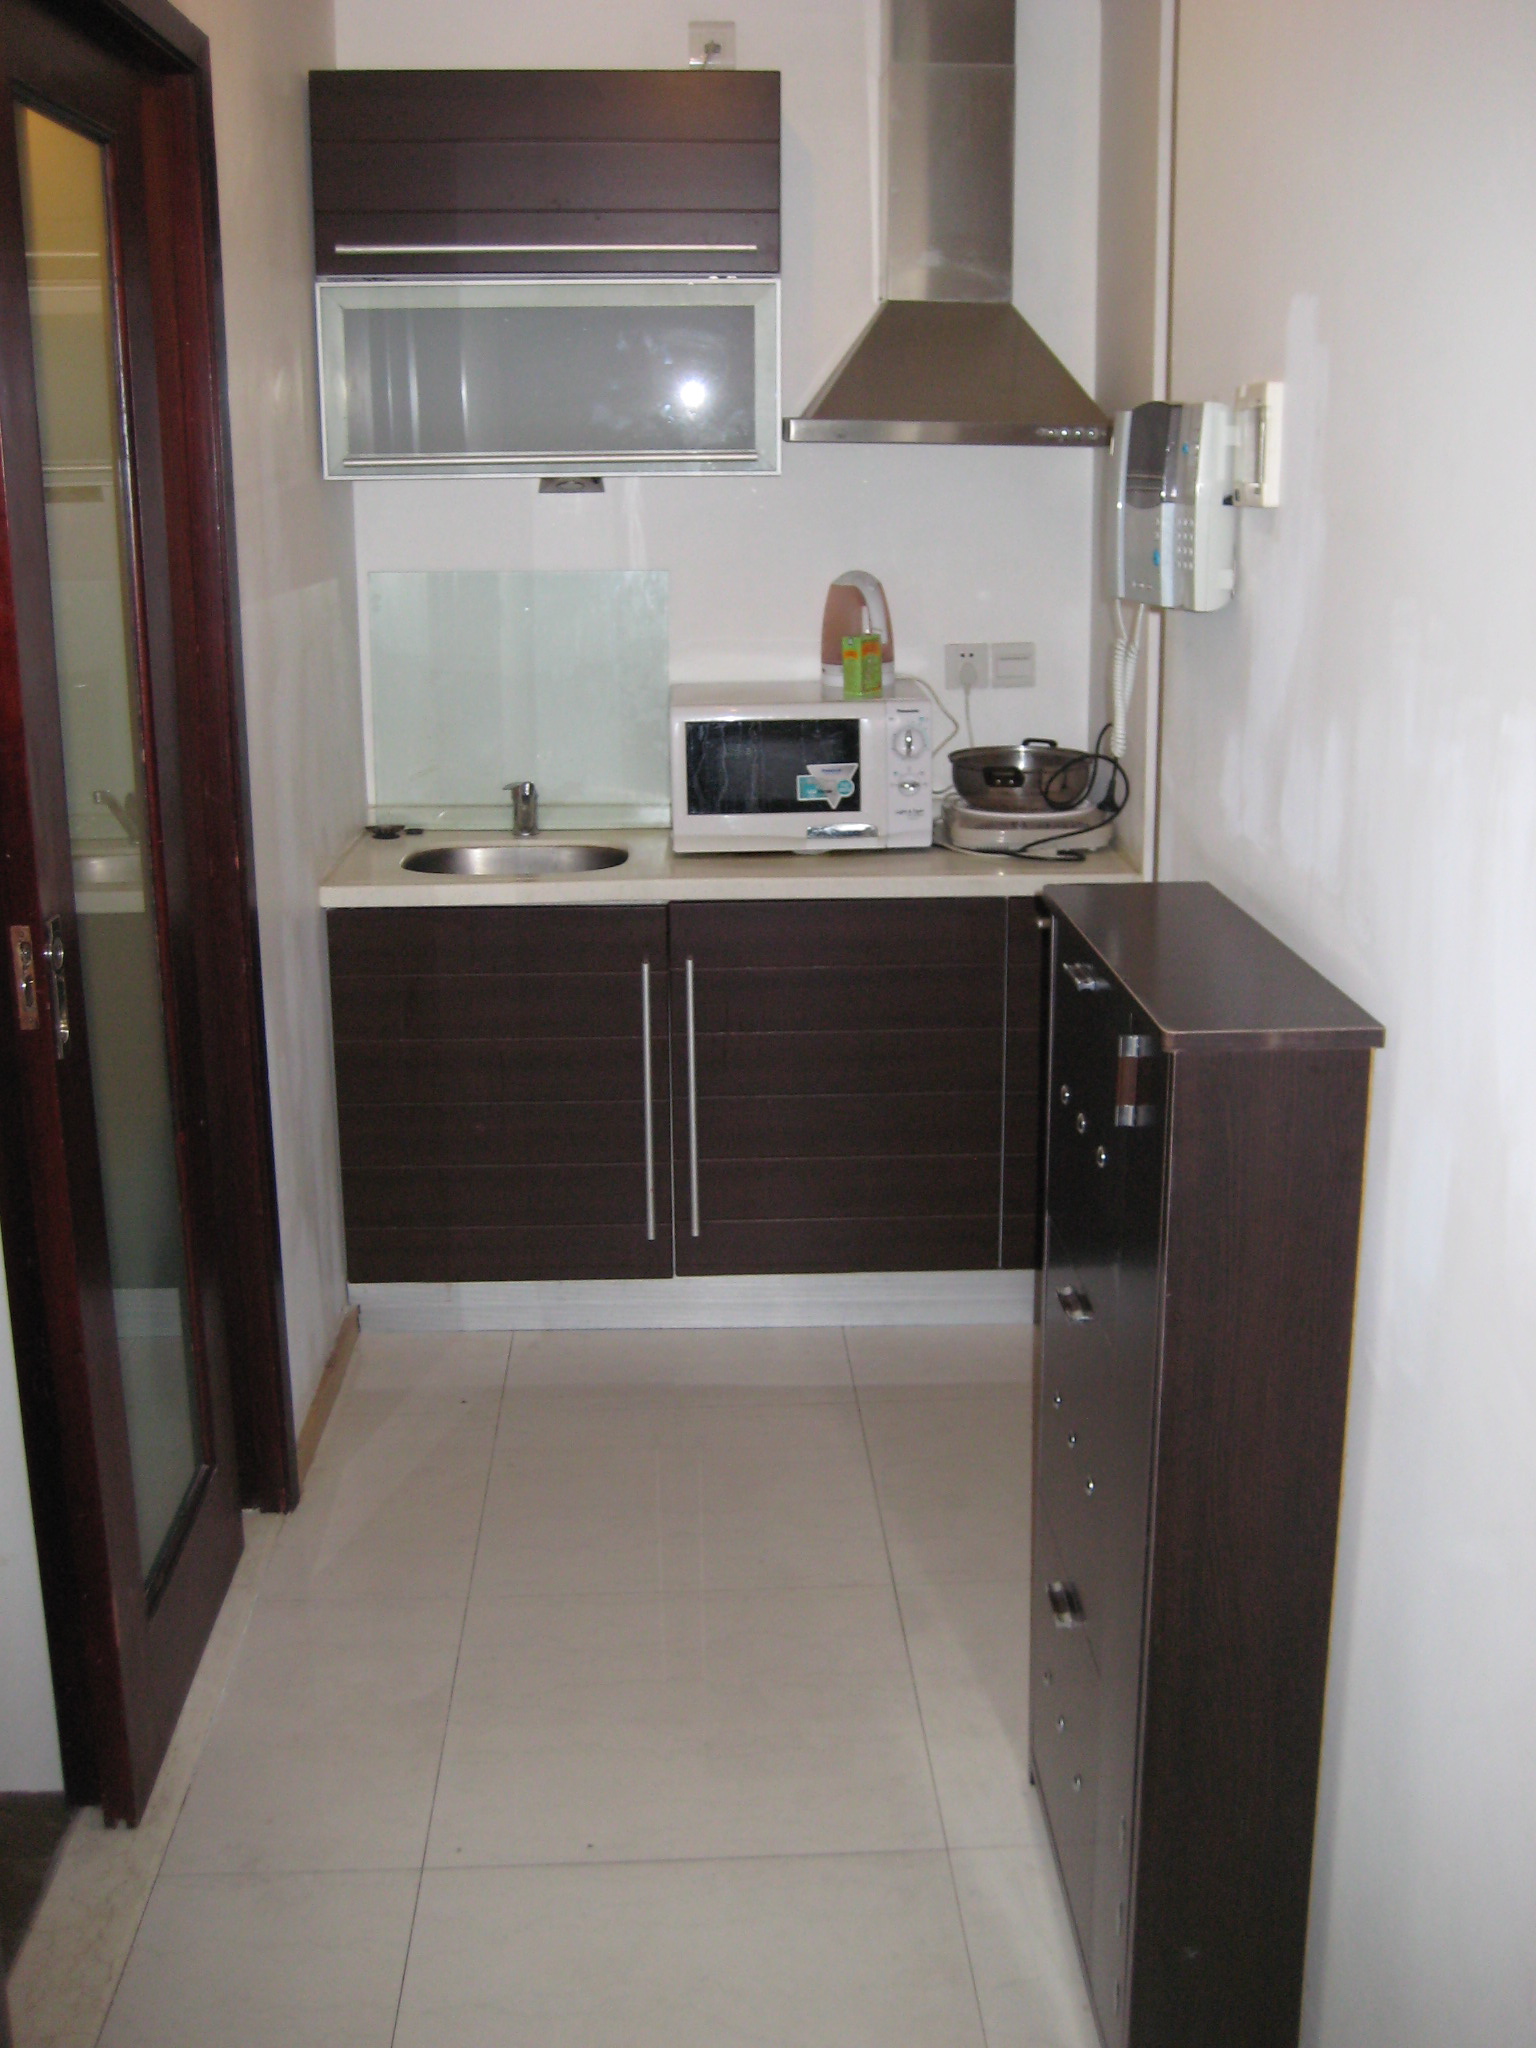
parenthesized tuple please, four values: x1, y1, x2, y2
(945, 643, 990, 691)
(992, 641, 1036, 688)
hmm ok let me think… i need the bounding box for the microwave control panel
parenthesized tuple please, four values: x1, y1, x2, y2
(885, 695, 933, 848)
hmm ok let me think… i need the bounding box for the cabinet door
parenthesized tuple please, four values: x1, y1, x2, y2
(1037, 933, 1167, 2046)
(669, 899, 1005, 1275)
(1031, 1504, 1103, 1952)
(329, 906, 671, 1280)
(1001, 899, 1050, 1268)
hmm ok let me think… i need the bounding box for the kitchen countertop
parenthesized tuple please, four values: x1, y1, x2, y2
(319, 827, 1141, 907)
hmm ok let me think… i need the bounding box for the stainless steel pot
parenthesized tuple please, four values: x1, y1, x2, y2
(950, 742, 1096, 814)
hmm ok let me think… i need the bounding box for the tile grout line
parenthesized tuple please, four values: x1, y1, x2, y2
(846, 1326, 995, 2048)
(385, 1328, 515, 2048)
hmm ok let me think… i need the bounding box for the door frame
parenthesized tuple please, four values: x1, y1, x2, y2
(0, 0, 294, 1812)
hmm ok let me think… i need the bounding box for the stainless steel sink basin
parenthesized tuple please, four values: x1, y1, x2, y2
(400, 842, 628, 877)
(73, 850, 142, 889)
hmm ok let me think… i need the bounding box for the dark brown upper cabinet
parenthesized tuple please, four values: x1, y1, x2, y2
(309, 69, 781, 278)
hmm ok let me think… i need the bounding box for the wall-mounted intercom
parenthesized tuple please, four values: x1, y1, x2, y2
(1112, 401, 1237, 612)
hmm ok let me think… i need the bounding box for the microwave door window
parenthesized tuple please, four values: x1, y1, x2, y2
(685, 720, 863, 815)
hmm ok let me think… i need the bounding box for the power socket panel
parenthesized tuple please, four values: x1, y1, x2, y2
(944, 643, 990, 691)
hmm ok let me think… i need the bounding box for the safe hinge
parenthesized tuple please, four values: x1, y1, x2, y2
(1115, 1031, 1160, 1128)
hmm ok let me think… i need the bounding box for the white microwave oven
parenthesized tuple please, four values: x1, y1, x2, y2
(669, 681, 933, 853)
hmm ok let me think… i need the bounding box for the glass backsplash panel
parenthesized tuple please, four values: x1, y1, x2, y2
(369, 570, 670, 825)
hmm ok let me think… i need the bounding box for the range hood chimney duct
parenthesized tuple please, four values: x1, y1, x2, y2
(785, 0, 1108, 447)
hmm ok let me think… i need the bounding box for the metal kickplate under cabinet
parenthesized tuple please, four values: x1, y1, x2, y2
(315, 276, 781, 479)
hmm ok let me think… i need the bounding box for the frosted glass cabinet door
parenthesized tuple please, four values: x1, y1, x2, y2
(317, 277, 780, 477)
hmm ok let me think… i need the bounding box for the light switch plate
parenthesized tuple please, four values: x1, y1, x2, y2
(689, 20, 736, 65)
(945, 643, 989, 691)
(992, 641, 1036, 687)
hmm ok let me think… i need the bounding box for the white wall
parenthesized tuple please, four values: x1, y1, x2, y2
(1157, 3, 1536, 2041)
(188, 0, 365, 1428)
(0, 1261, 63, 1791)
(333, 0, 1105, 781)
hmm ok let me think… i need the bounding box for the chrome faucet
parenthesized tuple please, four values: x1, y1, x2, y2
(505, 781, 539, 836)
(92, 788, 141, 842)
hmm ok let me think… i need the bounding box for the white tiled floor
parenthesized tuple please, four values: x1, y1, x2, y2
(42, 1325, 1100, 2048)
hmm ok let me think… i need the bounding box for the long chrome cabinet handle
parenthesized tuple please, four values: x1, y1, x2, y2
(641, 960, 656, 1242)
(685, 956, 700, 1239)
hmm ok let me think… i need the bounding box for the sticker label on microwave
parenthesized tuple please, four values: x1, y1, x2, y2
(797, 764, 858, 808)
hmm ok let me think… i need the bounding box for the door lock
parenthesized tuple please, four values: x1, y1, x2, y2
(41, 915, 69, 1057)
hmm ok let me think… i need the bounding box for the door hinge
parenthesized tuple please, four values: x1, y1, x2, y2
(1115, 1032, 1159, 1127)
(9, 924, 39, 1031)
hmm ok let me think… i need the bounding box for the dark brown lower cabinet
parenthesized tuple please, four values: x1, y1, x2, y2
(1032, 882, 1384, 2048)
(328, 906, 671, 1280)
(327, 893, 1049, 1283)
(669, 899, 1007, 1274)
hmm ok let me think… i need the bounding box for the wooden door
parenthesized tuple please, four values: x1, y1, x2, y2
(329, 906, 673, 1282)
(0, 0, 285, 1823)
(670, 898, 1006, 1275)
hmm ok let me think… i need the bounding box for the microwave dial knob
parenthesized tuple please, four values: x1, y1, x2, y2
(893, 723, 926, 760)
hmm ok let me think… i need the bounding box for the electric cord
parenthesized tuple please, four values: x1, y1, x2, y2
(1110, 601, 1147, 761)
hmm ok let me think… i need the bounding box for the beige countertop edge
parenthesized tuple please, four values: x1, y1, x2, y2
(319, 828, 1142, 907)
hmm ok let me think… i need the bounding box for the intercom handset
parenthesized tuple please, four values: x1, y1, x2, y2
(1112, 401, 1236, 612)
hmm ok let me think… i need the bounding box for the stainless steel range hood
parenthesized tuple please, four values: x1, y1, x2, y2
(784, 0, 1108, 448)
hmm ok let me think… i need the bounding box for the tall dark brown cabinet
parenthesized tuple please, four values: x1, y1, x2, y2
(1032, 882, 1383, 2048)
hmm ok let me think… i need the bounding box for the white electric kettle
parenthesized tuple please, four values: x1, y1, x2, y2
(819, 571, 895, 699)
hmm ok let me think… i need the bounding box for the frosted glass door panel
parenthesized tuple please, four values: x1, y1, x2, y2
(319, 278, 779, 477)
(370, 570, 670, 824)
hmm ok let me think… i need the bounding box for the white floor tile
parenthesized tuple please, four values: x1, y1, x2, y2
(848, 1324, 1031, 1387)
(506, 1325, 853, 1394)
(264, 1388, 499, 1603)
(860, 1388, 1032, 1585)
(899, 1578, 1039, 1849)
(427, 1583, 942, 1866)
(346, 1329, 511, 1394)
(162, 1597, 463, 1875)
(473, 1392, 888, 1595)
(395, 1854, 986, 2048)
(951, 1846, 1101, 2048)
(97, 1872, 416, 2048)
(6, 1515, 280, 2048)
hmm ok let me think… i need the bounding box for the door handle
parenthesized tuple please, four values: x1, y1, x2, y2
(685, 956, 700, 1239)
(1047, 1581, 1086, 1629)
(640, 960, 656, 1242)
(1057, 1285, 1094, 1323)
(41, 915, 69, 1058)
(1063, 959, 1111, 993)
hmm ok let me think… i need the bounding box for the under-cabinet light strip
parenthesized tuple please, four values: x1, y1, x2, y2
(332, 241, 760, 256)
